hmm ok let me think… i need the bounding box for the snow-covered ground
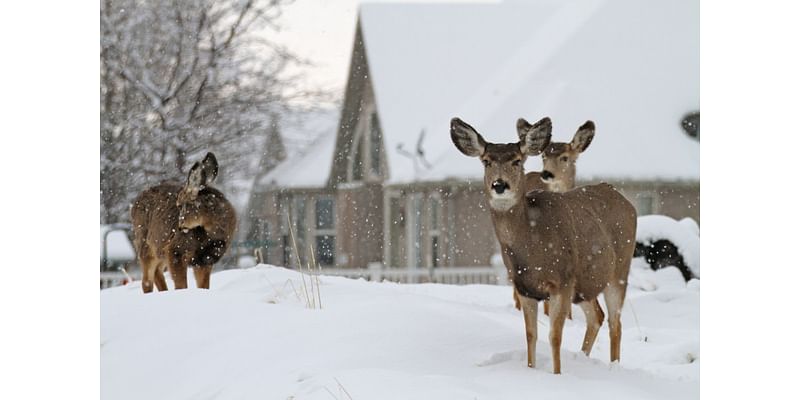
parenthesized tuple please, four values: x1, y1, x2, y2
(101, 262, 699, 399)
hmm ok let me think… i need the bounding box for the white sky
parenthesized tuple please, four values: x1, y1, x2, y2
(270, 0, 492, 95)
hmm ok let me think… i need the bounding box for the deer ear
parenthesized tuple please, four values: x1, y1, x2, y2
(450, 118, 486, 157)
(571, 121, 595, 153)
(186, 161, 204, 197)
(201, 152, 219, 185)
(517, 117, 552, 156)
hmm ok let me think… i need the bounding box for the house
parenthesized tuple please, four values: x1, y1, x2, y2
(246, 0, 700, 272)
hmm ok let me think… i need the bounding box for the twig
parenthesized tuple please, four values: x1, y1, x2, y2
(309, 243, 322, 309)
(285, 279, 303, 302)
(324, 387, 339, 400)
(306, 259, 316, 309)
(627, 299, 646, 341)
(334, 378, 353, 400)
(316, 260, 323, 310)
(287, 213, 311, 308)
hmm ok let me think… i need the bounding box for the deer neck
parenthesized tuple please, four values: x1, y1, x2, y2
(546, 174, 575, 193)
(489, 193, 530, 248)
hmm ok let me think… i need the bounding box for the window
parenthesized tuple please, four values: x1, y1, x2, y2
(429, 196, 442, 268)
(314, 197, 336, 266)
(255, 219, 270, 261)
(351, 135, 364, 181)
(280, 207, 292, 267)
(389, 195, 406, 268)
(637, 192, 656, 216)
(409, 194, 424, 268)
(315, 235, 336, 266)
(369, 112, 381, 176)
(293, 197, 307, 265)
(315, 198, 334, 230)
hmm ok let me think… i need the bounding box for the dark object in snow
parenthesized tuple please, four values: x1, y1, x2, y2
(681, 111, 700, 140)
(635, 239, 696, 281)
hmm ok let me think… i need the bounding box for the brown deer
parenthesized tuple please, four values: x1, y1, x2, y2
(525, 119, 595, 193)
(450, 117, 636, 374)
(515, 120, 596, 315)
(130, 153, 237, 293)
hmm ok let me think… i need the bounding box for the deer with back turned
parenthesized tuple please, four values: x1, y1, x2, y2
(130, 152, 237, 293)
(450, 117, 636, 374)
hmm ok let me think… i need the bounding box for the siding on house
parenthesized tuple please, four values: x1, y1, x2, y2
(381, 182, 497, 269)
(336, 183, 384, 268)
(582, 180, 700, 223)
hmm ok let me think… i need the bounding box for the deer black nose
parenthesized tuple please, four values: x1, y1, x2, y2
(541, 170, 554, 181)
(492, 180, 509, 194)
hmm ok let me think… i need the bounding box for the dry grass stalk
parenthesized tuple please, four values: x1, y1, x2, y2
(287, 213, 312, 308)
(308, 243, 323, 309)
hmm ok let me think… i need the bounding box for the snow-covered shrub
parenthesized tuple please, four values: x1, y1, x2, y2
(635, 215, 700, 280)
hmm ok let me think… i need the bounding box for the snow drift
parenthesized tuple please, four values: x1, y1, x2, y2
(101, 264, 698, 399)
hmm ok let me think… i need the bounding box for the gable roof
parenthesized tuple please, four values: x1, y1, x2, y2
(257, 107, 340, 189)
(358, 0, 699, 184)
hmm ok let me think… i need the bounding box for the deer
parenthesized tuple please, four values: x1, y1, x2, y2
(514, 119, 596, 316)
(130, 152, 237, 293)
(450, 117, 636, 374)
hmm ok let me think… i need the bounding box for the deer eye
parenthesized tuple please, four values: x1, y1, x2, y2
(511, 160, 521, 167)
(560, 156, 569, 162)
(482, 159, 491, 167)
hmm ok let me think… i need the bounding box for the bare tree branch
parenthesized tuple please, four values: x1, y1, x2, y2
(99, 0, 321, 223)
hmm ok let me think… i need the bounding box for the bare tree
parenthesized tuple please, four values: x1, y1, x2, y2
(100, 0, 318, 223)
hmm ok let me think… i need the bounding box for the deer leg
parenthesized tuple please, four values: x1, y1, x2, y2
(153, 263, 168, 291)
(548, 291, 571, 374)
(193, 266, 212, 289)
(544, 300, 573, 319)
(501, 252, 521, 311)
(578, 298, 605, 356)
(603, 283, 627, 363)
(169, 254, 189, 290)
(139, 254, 156, 294)
(518, 295, 539, 368)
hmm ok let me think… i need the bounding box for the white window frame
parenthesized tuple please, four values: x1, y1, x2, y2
(636, 191, 659, 216)
(407, 193, 424, 270)
(312, 195, 336, 266)
(428, 193, 442, 268)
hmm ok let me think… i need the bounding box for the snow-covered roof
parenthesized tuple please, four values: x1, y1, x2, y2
(257, 108, 340, 189)
(100, 225, 136, 262)
(359, 0, 699, 184)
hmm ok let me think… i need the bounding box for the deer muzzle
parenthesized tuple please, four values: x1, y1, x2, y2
(491, 179, 509, 194)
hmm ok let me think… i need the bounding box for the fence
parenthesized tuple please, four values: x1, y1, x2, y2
(321, 263, 502, 285)
(100, 262, 504, 289)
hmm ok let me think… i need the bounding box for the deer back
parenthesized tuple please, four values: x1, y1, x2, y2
(516, 183, 637, 302)
(130, 182, 184, 257)
(130, 184, 236, 267)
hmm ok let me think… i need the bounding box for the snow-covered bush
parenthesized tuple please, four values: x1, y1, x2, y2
(635, 215, 700, 280)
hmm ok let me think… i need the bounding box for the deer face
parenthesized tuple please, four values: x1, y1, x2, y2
(540, 121, 595, 192)
(177, 153, 219, 231)
(450, 117, 552, 211)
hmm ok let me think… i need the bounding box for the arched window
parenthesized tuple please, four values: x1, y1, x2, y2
(369, 112, 382, 176)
